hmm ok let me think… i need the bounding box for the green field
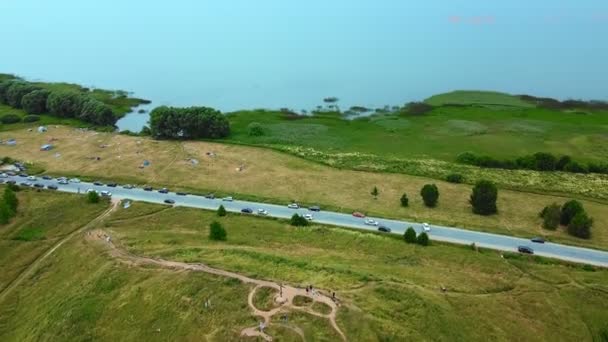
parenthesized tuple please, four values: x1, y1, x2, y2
(424, 90, 535, 108)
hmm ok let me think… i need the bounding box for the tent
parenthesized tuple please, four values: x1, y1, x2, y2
(40, 144, 53, 151)
(38, 126, 48, 133)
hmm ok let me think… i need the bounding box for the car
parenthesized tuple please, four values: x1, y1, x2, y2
(6, 171, 16, 176)
(378, 225, 391, 233)
(531, 237, 545, 244)
(222, 196, 233, 202)
(27, 176, 37, 181)
(158, 188, 169, 194)
(42, 175, 52, 180)
(122, 184, 134, 189)
(69, 178, 81, 183)
(352, 212, 365, 218)
(0, 173, 8, 178)
(47, 185, 58, 190)
(33, 183, 45, 188)
(303, 213, 314, 220)
(58, 179, 69, 185)
(93, 181, 103, 186)
(176, 192, 187, 196)
(308, 205, 321, 212)
(205, 193, 215, 199)
(20, 182, 32, 187)
(422, 223, 431, 232)
(106, 182, 117, 187)
(257, 209, 269, 216)
(6, 180, 16, 185)
(518, 246, 534, 254)
(364, 219, 378, 226)
(86, 189, 96, 193)
(100, 190, 112, 197)
(241, 208, 253, 214)
(164, 199, 175, 204)
(18, 173, 28, 178)
(287, 203, 299, 209)
(143, 186, 153, 191)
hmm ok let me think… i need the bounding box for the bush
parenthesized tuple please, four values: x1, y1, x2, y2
(22, 115, 41, 123)
(560, 200, 584, 226)
(6, 82, 40, 108)
(150, 106, 230, 139)
(371, 186, 379, 198)
(532, 152, 557, 171)
(401, 102, 434, 116)
(0, 201, 11, 225)
(556, 155, 571, 171)
(564, 161, 588, 174)
(209, 221, 227, 241)
(87, 191, 100, 203)
(404, 227, 417, 243)
(217, 205, 227, 217)
(290, 213, 309, 227)
(567, 212, 593, 239)
(0, 114, 22, 124)
(456, 151, 478, 165)
(46, 91, 82, 118)
(470, 180, 498, 215)
(400, 193, 409, 207)
(420, 184, 439, 207)
(445, 173, 463, 183)
(3, 187, 18, 215)
(540, 203, 561, 230)
(247, 122, 264, 136)
(21, 89, 50, 114)
(417, 232, 430, 246)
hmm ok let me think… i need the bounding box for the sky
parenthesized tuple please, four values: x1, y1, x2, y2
(1, 0, 607, 110)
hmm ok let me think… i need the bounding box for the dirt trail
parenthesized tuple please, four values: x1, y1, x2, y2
(88, 230, 346, 341)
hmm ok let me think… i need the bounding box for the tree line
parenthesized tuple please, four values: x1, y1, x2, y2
(149, 106, 230, 139)
(0, 78, 116, 126)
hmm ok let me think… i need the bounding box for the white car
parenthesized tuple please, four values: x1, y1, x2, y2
(303, 213, 314, 221)
(257, 209, 269, 216)
(222, 196, 233, 202)
(69, 178, 81, 183)
(58, 179, 69, 185)
(287, 203, 299, 209)
(100, 190, 112, 197)
(0, 173, 7, 178)
(86, 188, 96, 193)
(364, 219, 379, 226)
(422, 223, 431, 232)
(27, 176, 37, 181)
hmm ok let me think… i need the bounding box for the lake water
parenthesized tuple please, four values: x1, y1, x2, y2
(2, 0, 607, 132)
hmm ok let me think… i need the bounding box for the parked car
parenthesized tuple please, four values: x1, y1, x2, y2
(100, 190, 112, 197)
(42, 175, 52, 180)
(106, 183, 117, 187)
(352, 212, 365, 218)
(93, 181, 103, 186)
(6, 171, 16, 176)
(308, 205, 321, 212)
(378, 225, 391, 233)
(58, 179, 69, 185)
(241, 208, 253, 214)
(257, 209, 269, 216)
(69, 178, 81, 183)
(143, 186, 153, 191)
(518, 246, 534, 254)
(422, 223, 431, 232)
(20, 182, 31, 187)
(158, 188, 169, 194)
(205, 193, 215, 199)
(33, 183, 45, 188)
(303, 213, 314, 221)
(0, 173, 7, 178)
(6, 180, 16, 185)
(18, 173, 28, 178)
(47, 185, 58, 190)
(222, 196, 234, 202)
(27, 176, 37, 181)
(287, 203, 299, 209)
(164, 199, 175, 204)
(86, 189, 96, 193)
(176, 192, 187, 196)
(364, 219, 378, 226)
(122, 184, 134, 189)
(531, 237, 545, 244)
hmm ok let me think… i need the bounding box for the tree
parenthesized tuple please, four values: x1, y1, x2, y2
(87, 191, 100, 203)
(0, 114, 22, 124)
(556, 155, 571, 171)
(420, 184, 439, 207)
(445, 173, 463, 183)
(417, 232, 430, 246)
(371, 186, 379, 199)
(404, 227, 417, 243)
(401, 102, 434, 116)
(3, 187, 18, 215)
(469, 180, 498, 215)
(400, 193, 409, 207)
(21, 89, 50, 114)
(564, 161, 588, 174)
(0, 80, 18, 104)
(567, 212, 593, 239)
(6, 82, 40, 108)
(209, 221, 227, 241)
(79, 99, 116, 126)
(560, 200, 584, 225)
(0, 201, 11, 225)
(247, 122, 264, 136)
(46, 91, 82, 118)
(150, 106, 230, 139)
(540, 203, 561, 230)
(217, 205, 227, 217)
(532, 152, 557, 171)
(290, 213, 309, 227)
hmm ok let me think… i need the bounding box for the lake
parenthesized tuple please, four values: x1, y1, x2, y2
(2, 0, 607, 132)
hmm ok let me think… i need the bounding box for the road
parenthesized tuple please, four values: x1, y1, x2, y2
(7, 175, 608, 267)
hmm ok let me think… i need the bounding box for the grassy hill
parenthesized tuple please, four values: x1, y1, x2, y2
(424, 90, 534, 108)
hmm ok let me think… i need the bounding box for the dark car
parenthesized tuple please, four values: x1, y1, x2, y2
(93, 181, 103, 186)
(19, 182, 30, 187)
(531, 237, 545, 244)
(6, 171, 16, 176)
(205, 193, 215, 199)
(241, 208, 253, 214)
(34, 183, 45, 188)
(122, 184, 134, 189)
(47, 185, 58, 190)
(518, 246, 534, 254)
(378, 225, 391, 233)
(18, 173, 28, 178)
(42, 175, 52, 180)
(309, 205, 321, 212)
(176, 192, 187, 196)
(106, 183, 117, 187)
(158, 188, 169, 194)
(143, 186, 153, 191)
(164, 199, 175, 204)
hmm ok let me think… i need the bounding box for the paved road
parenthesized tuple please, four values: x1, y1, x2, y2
(7, 175, 608, 267)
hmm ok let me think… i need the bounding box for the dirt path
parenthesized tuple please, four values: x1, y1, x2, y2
(88, 230, 346, 341)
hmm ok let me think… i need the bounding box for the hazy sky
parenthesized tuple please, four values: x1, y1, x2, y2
(1, 0, 607, 110)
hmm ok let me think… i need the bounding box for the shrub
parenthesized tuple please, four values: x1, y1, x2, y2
(564, 161, 588, 174)
(445, 173, 463, 183)
(404, 227, 417, 243)
(0, 201, 11, 224)
(420, 184, 439, 207)
(247, 122, 264, 136)
(540, 203, 561, 230)
(400, 193, 409, 207)
(456, 151, 478, 165)
(401, 102, 434, 116)
(87, 191, 100, 203)
(556, 155, 571, 171)
(0, 114, 22, 124)
(371, 186, 379, 198)
(470, 180, 498, 215)
(560, 200, 584, 225)
(21, 89, 50, 114)
(46, 91, 82, 118)
(217, 205, 227, 217)
(532, 152, 557, 171)
(22, 115, 41, 123)
(417, 232, 430, 246)
(567, 212, 593, 239)
(3, 187, 18, 215)
(150, 106, 230, 139)
(290, 213, 309, 227)
(6, 82, 40, 108)
(209, 221, 227, 241)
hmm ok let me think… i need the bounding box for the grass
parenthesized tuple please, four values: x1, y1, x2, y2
(292, 295, 313, 307)
(311, 301, 332, 315)
(97, 202, 608, 340)
(424, 90, 535, 108)
(1, 126, 607, 251)
(252, 286, 279, 311)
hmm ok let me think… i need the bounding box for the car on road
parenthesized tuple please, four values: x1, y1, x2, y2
(100, 190, 112, 197)
(241, 208, 253, 214)
(0, 173, 7, 178)
(531, 237, 545, 244)
(6, 180, 16, 185)
(308, 205, 321, 212)
(378, 225, 391, 233)
(164, 199, 175, 204)
(158, 188, 169, 194)
(20, 182, 32, 187)
(518, 246, 534, 254)
(47, 185, 58, 190)
(176, 192, 187, 196)
(222, 196, 234, 202)
(18, 173, 28, 178)
(93, 181, 103, 186)
(205, 193, 215, 199)
(422, 223, 431, 232)
(58, 179, 69, 185)
(27, 176, 37, 181)
(352, 212, 365, 218)
(86, 189, 95, 193)
(42, 175, 52, 180)
(257, 209, 269, 216)
(106, 183, 117, 187)
(364, 219, 378, 226)
(303, 213, 314, 221)
(143, 186, 153, 191)
(122, 184, 134, 189)
(6, 171, 16, 176)
(33, 183, 45, 188)
(69, 178, 81, 183)
(287, 203, 299, 209)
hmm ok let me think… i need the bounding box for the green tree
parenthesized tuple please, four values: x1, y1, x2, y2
(445, 173, 463, 183)
(247, 122, 264, 136)
(87, 191, 100, 203)
(532, 152, 557, 171)
(21, 89, 50, 114)
(567, 212, 593, 239)
(556, 155, 571, 171)
(6, 82, 40, 108)
(560, 200, 584, 225)
(46, 91, 82, 118)
(371, 186, 379, 199)
(3, 187, 18, 215)
(290, 213, 309, 227)
(540, 203, 561, 230)
(404, 227, 417, 243)
(470, 180, 498, 215)
(400, 193, 409, 207)
(420, 184, 439, 207)
(209, 221, 227, 241)
(0, 80, 18, 104)
(0, 201, 12, 224)
(417, 232, 430, 246)
(150, 106, 230, 139)
(217, 205, 227, 217)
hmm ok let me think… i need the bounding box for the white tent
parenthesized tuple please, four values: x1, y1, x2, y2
(38, 126, 47, 133)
